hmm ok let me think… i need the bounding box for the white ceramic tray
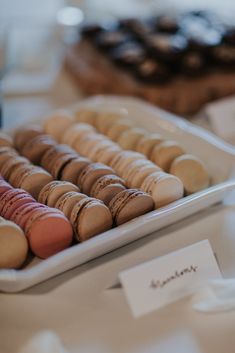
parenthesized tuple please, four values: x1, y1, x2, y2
(1, 95, 235, 293)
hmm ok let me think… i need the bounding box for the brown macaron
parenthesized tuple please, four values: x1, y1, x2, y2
(38, 180, 80, 207)
(21, 135, 56, 164)
(14, 125, 44, 151)
(109, 189, 154, 225)
(55, 191, 87, 219)
(90, 174, 126, 205)
(60, 156, 91, 184)
(70, 197, 113, 241)
(78, 163, 116, 195)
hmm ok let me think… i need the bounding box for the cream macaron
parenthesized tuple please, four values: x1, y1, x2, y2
(117, 127, 147, 150)
(170, 154, 210, 194)
(141, 171, 184, 208)
(106, 118, 134, 142)
(135, 133, 164, 158)
(150, 140, 185, 171)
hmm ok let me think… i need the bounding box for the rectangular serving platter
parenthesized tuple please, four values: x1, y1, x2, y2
(1, 95, 235, 293)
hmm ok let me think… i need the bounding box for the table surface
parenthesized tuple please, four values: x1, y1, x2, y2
(1, 69, 235, 353)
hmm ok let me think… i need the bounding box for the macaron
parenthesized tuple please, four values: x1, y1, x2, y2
(70, 197, 113, 241)
(74, 133, 104, 157)
(12, 202, 47, 230)
(60, 156, 91, 184)
(0, 188, 35, 220)
(0, 147, 19, 168)
(14, 125, 44, 151)
(117, 128, 147, 150)
(0, 156, 29, 181)
(109, 189, 154, 225)
(0, 220, 28, 269)
(96, 145, 121, 166)
(43, 110, 75, 142)
(170, 154, 210, 194)
(0, 179, 13, 196)
(106, 118, 134, 141)
(0, 132, 13, 148)
(55, 191, 87, 219)
(90, 174, 126, 205)
(61, 123, 95, 147)
(150, 140, 185, 171)
(86, 139, 117, 162)
(38, 180, 80, 207)
(74, 109, 97, 125)
(109, 150, 146, 173)
(95, 112, 121, 134)
(78, 163, 116, 195)
(131, 164, 162, 188)
(135, 133, 164, 158)
(24, 209, 73, 258)
(121, 159, 153, 182)
(40, 144, 76, 172)
(21, 135, 56, 164)
(16, 165, 53, 200)
(50, 153, 78, 180)
(141, 171, 184, 208)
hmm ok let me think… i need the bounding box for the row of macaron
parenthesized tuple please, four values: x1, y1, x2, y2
(0, 132, 155, 228)
(0, 177, 73, 267)
(41, 109, 210, 195)
(13, 128, 155, 222)
(13, 124, 183, 209)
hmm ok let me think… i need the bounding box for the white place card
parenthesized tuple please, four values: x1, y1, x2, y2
(119, 240, 221, 318)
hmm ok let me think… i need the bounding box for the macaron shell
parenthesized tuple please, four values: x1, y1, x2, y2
(61, 157, 91, 184)
(62, 123, 95, 147)
(27, 213, 73, 258)
(0, 149, 19, 169)
(90, 174, 126, 197)
(43, 110, 74, 142)
(21, 135, 56, 164)
(130, 165, 161, 188)
(170, 154, 210, 194)
(0, 223, 28, 269)
(150, 141, 185, 171)
(2, 192, 35, 220)
(95, 146, 121, 166)
(87, 140, 116, 162)
(38, 180, 63, 205)
(0, 156, 29, 180)
(75, 134, 104, 157)
(96, 112, 121, 134)
(106, 119, 134, 141)
(10, 202, 44, 229)
(50, 153, 77, 179)
(75, 200, 113, 241)
(74, 109, 97, 125)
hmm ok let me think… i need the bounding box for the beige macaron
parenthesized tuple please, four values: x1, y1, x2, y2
(170, 154, 210, 194)
(43, 110, 75, 141)
(97, 146, 122, 166)
(150, 140, 185, 171)
(106, 118, 134, 141)
(0, 147, 19, 169)
(141, 171, 184, 208)
(117, 127, 147, 150)
(0, 132, 13, 148)
(60, 156, 91, 184)
(109, 150, 146, 173)
(126, 162, 161, 188)
(74, 133, 104, 156)
(74, 109, 97, 125)
(0, 220, 28, 269)
(95, 112, 121, 133)
(135, 133, 164, 158)
(14, 125, 44, 151)
(61, 123, 95, 147)
(86, 139, 117, 161)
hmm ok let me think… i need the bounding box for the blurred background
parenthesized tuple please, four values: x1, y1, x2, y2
(0, 0, 235, 136)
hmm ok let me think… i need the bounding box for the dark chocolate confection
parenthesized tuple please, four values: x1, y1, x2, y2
(120, 18, 154, 37)
(135, 58, 170, 83)
(181, 51, 206, 75)
(94, 30, 131, 50)
(155, 15, 179, 33)
(212, 44, 235, 65)
(110, 42, 146, 66)
(145, 33, 188, 62)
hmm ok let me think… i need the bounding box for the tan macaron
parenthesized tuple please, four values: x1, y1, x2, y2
(141, 171, 184, 208)
(95, 112, 121, 133)
(74, 109, 97, 125)
(117, 127, 147, 150)
(70, 197, 113, 241)
(150, 140, 185, 171)
(39, 180, 80, 207)
(61, 123, 95, 147)
(60, 156, 91, 184)
(14, 125, 44, 151)
(43, 110, 75, 142)
(90, 174, 126, 205)
(21, 135, 56, 164)
(170, 154, 210, 194)
(106, 118, 134, 141)
(55, 191, 87, 219)
(0, 220, 28, 269)
(135, 133, 164, 158)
